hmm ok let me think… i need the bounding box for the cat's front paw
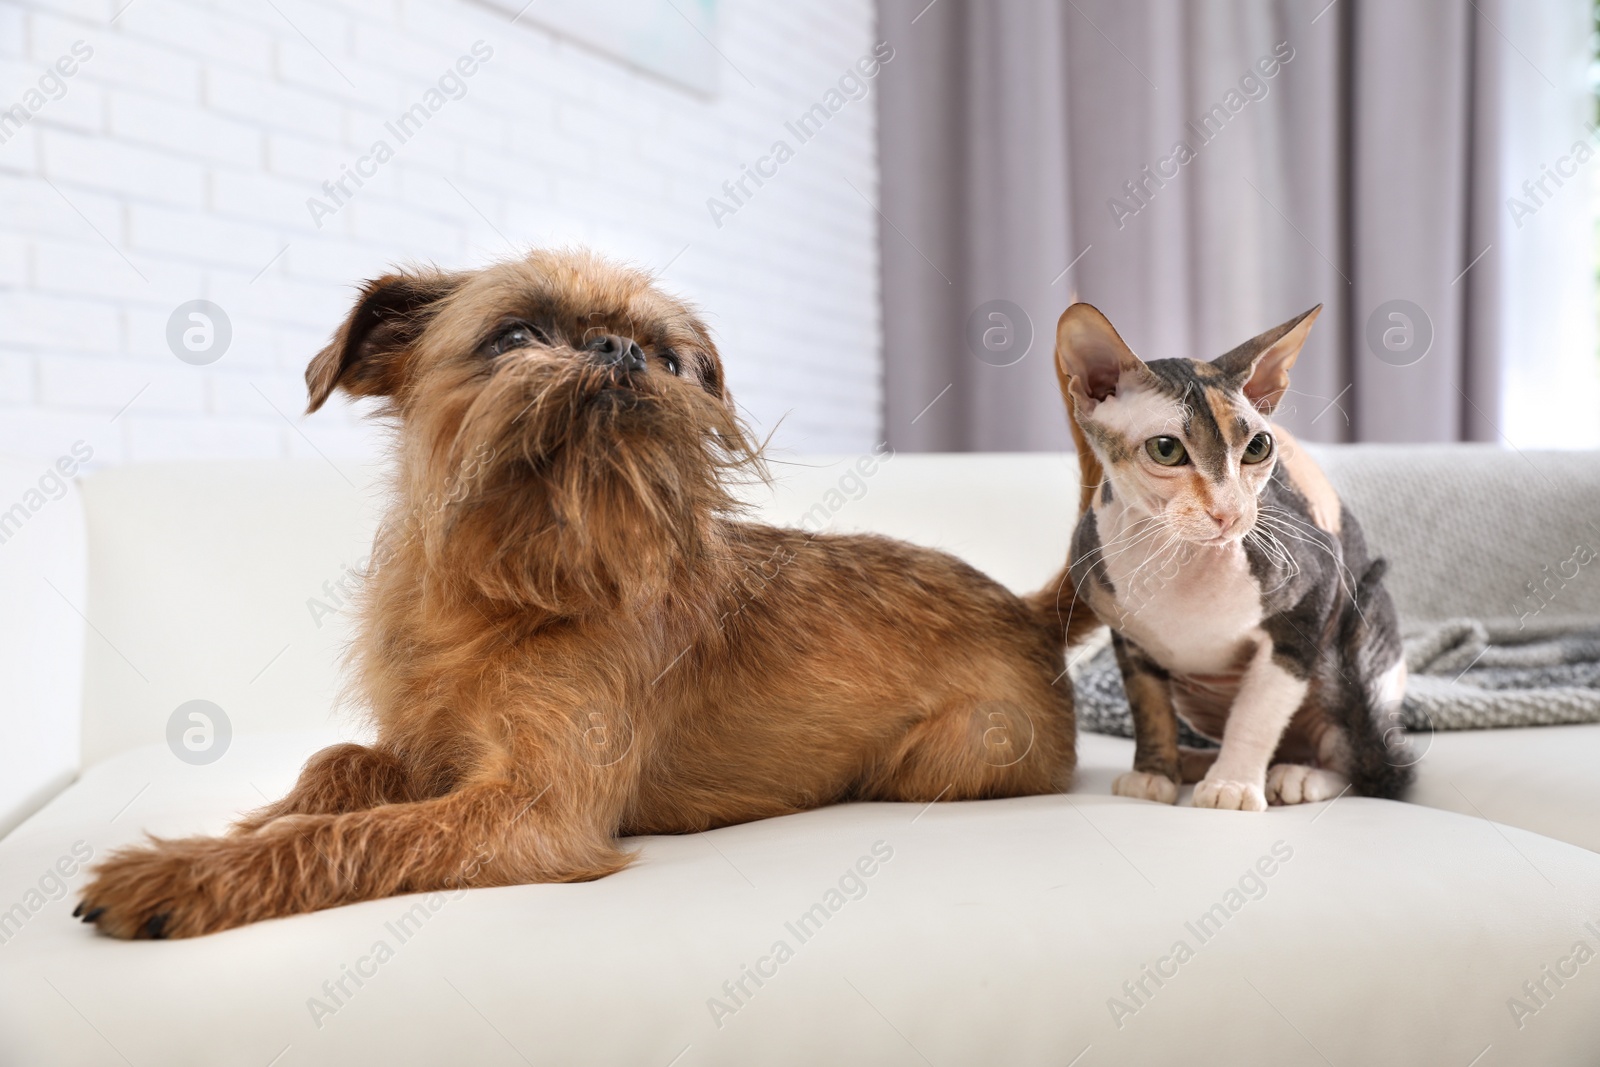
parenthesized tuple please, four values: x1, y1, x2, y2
(1112, 770, 1178, 804)
(1266, 764, 1347, 805)
(1193, 777, 1267, 812)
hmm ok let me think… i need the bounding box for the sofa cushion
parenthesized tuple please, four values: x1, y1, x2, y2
(1407, 723, 1600, 854)
(2, 731, 1597, 1066)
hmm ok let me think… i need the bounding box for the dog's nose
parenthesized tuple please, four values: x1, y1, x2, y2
(587, 334, 647, 374)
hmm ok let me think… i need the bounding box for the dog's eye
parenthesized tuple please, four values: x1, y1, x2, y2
(485, 321, 546, 356)
(659, 347, 682, 376)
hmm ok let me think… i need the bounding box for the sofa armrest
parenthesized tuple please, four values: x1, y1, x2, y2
(0, 457, 87, 839)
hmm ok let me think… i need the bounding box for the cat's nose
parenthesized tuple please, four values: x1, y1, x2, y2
(1208, 508, 1238, 533)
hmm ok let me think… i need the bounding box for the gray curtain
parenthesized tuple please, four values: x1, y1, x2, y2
(877, 0, 1536, 451)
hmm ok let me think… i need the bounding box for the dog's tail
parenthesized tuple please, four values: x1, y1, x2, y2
(1026, 563, 1102, 654)
(1027, 387, 1105, 653)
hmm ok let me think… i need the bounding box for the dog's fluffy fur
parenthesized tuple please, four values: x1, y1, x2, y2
(78, 249, 1092, 938)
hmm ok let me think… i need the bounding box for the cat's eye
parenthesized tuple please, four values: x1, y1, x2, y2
(1242, 432, 1274, 465)
(485, 320, 547, 356)
(1145, 436, 1188, 466)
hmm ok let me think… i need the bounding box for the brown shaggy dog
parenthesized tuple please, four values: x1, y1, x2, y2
(78, 249, 1092, 939)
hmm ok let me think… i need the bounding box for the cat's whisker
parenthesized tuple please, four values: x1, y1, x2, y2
(1068, 517, 1178, 615)
(1084, 513, 1165, 551)
(1116, 528, 1186, 610)
(1247, 517, 1296, 566)
(1255, 515, 1361, 624)
(1073, 516, 1169, 572)
(1256, 506, 1362, 612)
(1243, 525, 1299, 592)
(1252, 518, 1310, 572)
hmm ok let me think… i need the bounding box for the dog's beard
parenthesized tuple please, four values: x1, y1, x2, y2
(398, 351, 759, 612)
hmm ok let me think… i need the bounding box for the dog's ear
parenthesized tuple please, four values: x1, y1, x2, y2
(1210, 304, 1320, 415)
(306, 271, 461, 413)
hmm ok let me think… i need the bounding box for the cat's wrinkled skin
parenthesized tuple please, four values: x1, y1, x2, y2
(1049, 303, 1413, 809)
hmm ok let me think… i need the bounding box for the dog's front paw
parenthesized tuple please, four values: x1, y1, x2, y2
(1266, 764, 1347, 805)
(1112, 770, 1178, 804)
(1193, 777, 1267, 812)
(76, 840, 226, 940)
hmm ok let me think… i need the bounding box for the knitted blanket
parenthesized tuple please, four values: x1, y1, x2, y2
(1399, 619, 1600, 729)
(1071, 619, 1600, 739)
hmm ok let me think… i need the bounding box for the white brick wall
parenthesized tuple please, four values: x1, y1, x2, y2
(0, 0, 883, 471)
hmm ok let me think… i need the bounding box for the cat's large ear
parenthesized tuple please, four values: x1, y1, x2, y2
(306, 270, 461, 413)
(1210, 304, 1321, 415)
(1054, 303, 1154, 416)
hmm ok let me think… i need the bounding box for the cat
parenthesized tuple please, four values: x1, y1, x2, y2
(1047, 302, 1413, 810)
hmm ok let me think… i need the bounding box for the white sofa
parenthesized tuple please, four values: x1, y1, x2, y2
(2, 447, 1599, 1066)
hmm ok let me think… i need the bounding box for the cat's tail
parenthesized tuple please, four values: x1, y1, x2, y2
(1336, 557, 1416, 799)
(1026, 563, 1103, 654)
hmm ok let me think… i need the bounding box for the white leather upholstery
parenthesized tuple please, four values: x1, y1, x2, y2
(743, 451, 1078, 596)
(1, 731, 1597, 1066)
(74, 461, 385, 767)
(1410, 724, 1600, 854)
(4, 448, 1600, 1065)
(0, 458, 86, 839)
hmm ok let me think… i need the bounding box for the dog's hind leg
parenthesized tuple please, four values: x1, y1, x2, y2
(859, 684, 1076, 803)
(230, 743, 417, 834)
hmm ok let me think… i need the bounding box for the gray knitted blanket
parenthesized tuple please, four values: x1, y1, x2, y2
(1398, 619, 1600, 729)
(1071, 619, 1600, 739)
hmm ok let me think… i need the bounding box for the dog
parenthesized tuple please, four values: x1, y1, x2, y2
(77, 249, 1094, 938)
